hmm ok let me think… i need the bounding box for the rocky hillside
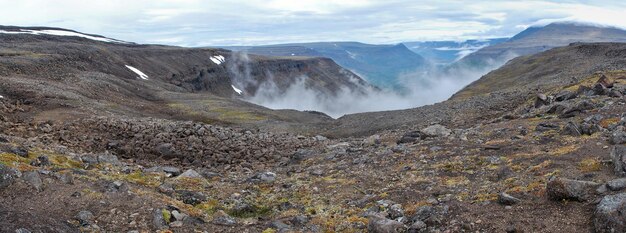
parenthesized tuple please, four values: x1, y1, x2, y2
(455, 22, 626, 68)
(224, 42, 428, 90)
(0, 26, 374, 130)
(4, 25, 626, 232)
(452, 43, 626, 100)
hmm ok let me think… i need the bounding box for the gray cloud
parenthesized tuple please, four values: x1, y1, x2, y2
(0, 0, 625, 46)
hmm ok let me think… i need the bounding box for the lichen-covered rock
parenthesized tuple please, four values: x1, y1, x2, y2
(595, 193, 626, 233)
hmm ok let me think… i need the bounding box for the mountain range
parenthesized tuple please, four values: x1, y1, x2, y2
(456, 22, 626, 68)
(403, 38, 508, 65)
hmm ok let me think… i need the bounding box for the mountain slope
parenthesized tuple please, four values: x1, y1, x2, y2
(224, 42, 428, 89)
(456, 22, 626, 68)
(452, 42, 626, 100)
(0, 26, 372, 130)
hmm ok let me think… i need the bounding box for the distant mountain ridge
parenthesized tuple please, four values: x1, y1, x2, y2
(222, 42, 428, 90)
(403, 38, 508, 65)
(455, 22, 626, 68)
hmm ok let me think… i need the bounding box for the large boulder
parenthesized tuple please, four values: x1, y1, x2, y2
(610, 130, 626, 145)
(0, 164, 20, 189)
(611, 146, 626, 176)
(595, 193, 626, 233)
(546, 177, 600, 201)
(421, 124, 451, 138)
(22, 171, 43, 191)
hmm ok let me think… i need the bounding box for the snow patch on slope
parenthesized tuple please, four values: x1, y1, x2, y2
(125, 65, 149, 80)
(231, 85, 243, 95)
(210, 55, 226, 65)
(0, 29, 128, 43)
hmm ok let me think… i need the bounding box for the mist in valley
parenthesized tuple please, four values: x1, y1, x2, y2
(229, 52, 516, 118)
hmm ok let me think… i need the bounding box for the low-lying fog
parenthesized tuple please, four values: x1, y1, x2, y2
(229, 52, 515, 118)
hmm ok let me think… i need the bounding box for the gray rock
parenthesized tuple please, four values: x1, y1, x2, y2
(10, 147, 28, 157)
(30, 155, 50, 167)
(152, 208, 168, 230)
(177, 169, 202, 178)
(22, 171, 43, 191)
(14, 228, 31, 233)
(176, 190, 207, 205)
(269, 220, 291, 231)
(212, 212, 237, 226)
(76, 210, 94, 226)
(609, 90, 623, 98)
(559, 100, 596, 118)
(408, 220, 427, 233)
(182, 216, 204, 226)
(561, 122, 582, 136)
(611, 146, 626, 176)
(498, 192, 521, 205)
(0, 164, 20, 189)
(388, 204, 404, 219)
(158, 183, 175, 196)
(595, 193, 626, 233)
(397, 131, 422, 144)
(536, 122, 560, 132)
(97, 153, 121, 166)
(368, 214, 405, 233)
(171, 210, 187, 221)
(290, 215, 309, 225)
(555, 90, 577, 102)
(607, 178, 626, 191)
(546, 177, 600, 201)
(81, 154, 99, 165)
(610, 130, 626, 145)
(314, 135, 328, 141)
(196, 168, 221, 179)
(249, 172, 277, 183)
(535, 93, 550, 108)
(155, 143, 176, 158)
(421, 124, 452, 138)
(146, 166, 181, 176)
(411, 206, 434, 222)
(162, 166, 181, 176)
(169, 221, 183, 228)
(580, 123, 602, 135)
(56, 172, 74, 184)
(292, 149, 315, 161)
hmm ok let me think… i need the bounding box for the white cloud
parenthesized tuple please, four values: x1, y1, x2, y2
(0, 0, 624, 46)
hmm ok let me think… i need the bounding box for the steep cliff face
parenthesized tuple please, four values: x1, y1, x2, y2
(0, 26, 367, 127)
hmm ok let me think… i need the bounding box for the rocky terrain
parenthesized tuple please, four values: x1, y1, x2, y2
(2, 26, 626, 233)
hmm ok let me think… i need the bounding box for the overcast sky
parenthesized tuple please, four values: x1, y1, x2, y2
(1, 0, 625, 46)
